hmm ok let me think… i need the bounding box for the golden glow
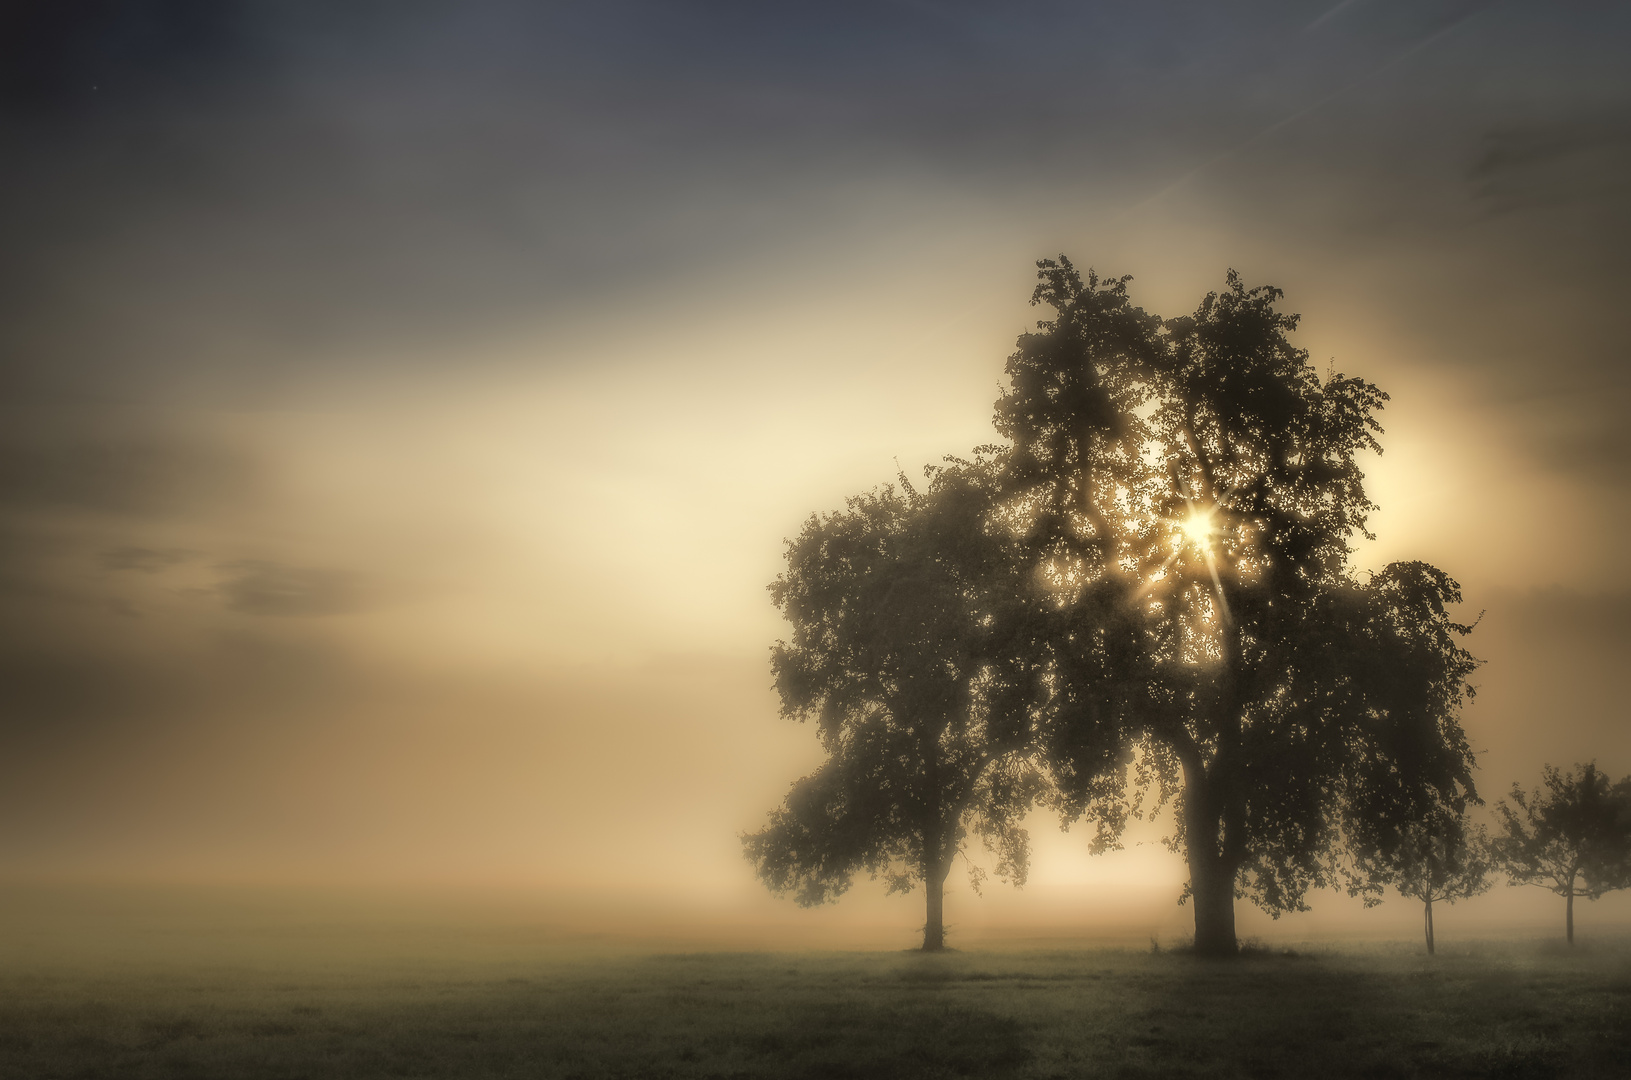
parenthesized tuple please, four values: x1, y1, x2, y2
(3, 198, 1612, 941)
(1177, 506, 1218, 552)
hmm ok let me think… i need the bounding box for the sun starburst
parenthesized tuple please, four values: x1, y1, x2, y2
(1178, 507, 1217, 553)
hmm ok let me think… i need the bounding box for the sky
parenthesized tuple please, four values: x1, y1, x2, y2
(1, 0, 1628, 944)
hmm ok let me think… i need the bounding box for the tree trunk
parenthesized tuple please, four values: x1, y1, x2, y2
(1182, 762, 1237, 956)
(1190, 854, 1238, 956)
(922, 859, 949, 951)
(1565, 886, 1574, 947)
(1424, 896, 1435, 955)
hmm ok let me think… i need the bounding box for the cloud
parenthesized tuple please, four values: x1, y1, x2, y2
(0, 629, 354, 743)
(102, 546, 197, 572)
(0, 433, 252, 516)
(8, 1, 1581, 402)
(1470, 117, 1631, 218)
(213, 560, 364, 617)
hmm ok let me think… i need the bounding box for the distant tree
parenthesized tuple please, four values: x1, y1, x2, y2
(993, 259, 1481, 955)
(742, 455, 1041, 951)
(1492, 762, 1631, 945)
(1349, 808, 1492, 954)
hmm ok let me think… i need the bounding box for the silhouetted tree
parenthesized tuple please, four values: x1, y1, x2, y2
(994, 258, 1481, 955)
(1492, 762, 1631, 945)
(1349, 808, 1492, 954)
(743, 455, 1040, 950)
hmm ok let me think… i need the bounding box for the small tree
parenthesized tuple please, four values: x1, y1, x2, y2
(1492, 762, 1631, 945)
(1350, 810, 1492, 954)
(742, 456, 1040, 950)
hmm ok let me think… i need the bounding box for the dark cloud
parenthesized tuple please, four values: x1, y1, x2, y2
(0, 653, 191, 739)
(0, 432, 253, 515)
(213, 560, 364, 617)
(1471, 117, 1631, 217)
(0, 630, 354, 743)
(8, 0, 1609, 401)
(0, 0, 259, 115)
(102, 546, 197, 572)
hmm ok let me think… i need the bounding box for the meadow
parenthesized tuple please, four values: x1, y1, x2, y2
(1, 896, 1627, 1080)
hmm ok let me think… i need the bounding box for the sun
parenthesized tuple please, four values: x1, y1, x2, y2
(1177, 507, 1217, 552)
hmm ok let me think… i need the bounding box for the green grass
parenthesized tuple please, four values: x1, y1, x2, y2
(2, 940, 1628, 1078)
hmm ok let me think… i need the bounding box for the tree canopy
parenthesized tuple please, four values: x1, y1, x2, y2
(742, 455, 1040, 950)
(1492, 762, 1631, 945)
(993, 258, 1481, 954)
(748, 257, 1484, 956)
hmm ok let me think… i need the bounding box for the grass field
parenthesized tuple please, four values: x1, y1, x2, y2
(2, 931, 1628, 1079)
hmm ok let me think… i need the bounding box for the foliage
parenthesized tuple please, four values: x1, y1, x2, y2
(1348, 804, 1492, 919)
(992, 257, 1481, 951)
(743, 454, 1042, 923)
(1493, 762, 1631, 902)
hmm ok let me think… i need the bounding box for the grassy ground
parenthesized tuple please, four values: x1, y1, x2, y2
(1, 937, 1628, 1079)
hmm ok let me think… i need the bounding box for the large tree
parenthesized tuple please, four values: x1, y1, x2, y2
(994, 259, 1481, 955)
(742, 456, 1040, 950)
(1492, 762, 1631, 945)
